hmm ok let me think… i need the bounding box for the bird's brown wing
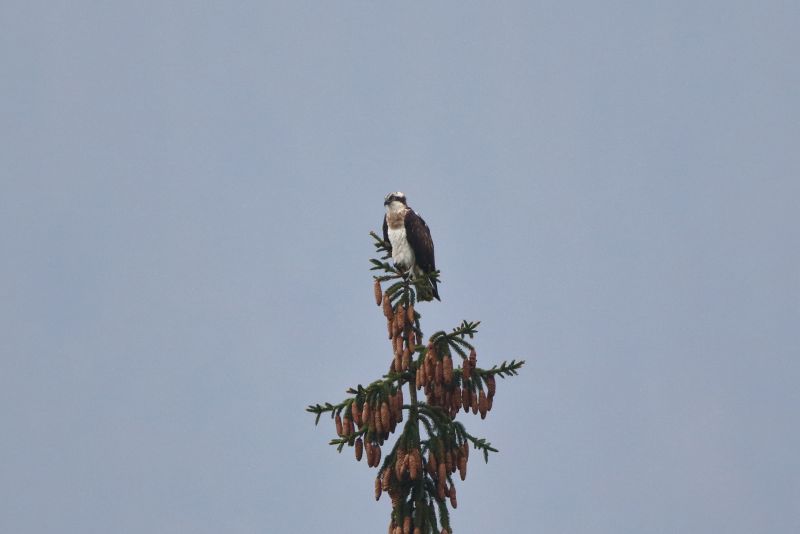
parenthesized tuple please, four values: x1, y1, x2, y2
(404, 209, 439, 300)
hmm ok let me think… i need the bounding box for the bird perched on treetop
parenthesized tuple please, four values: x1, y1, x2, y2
(382, 192, 440, 301)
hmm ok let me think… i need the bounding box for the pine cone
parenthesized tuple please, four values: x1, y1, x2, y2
(391, 316, 400, 338)
(335, 413, 343, 437)
(449, 482, 457, 509)
(374, 444, 381, 466)
(383, 293, 393, 319)
(374, 279, 383, 306)
(442, 355, 453, 384)
(352, 401, 362, 427)
(407, 329, 416, 350)
(486, 374, 496, 397)
(450, 389, 461, 414)
(394, 392, 404, 423)
(382, 466, 392, 490)
(487, 394, 493, 412)
(414, 528, 421, 534)
(362, 401, 371, 429)
(469, 347, 477, 367)
(395, 448, 407, 479)
(375, 476, 382, 500)
(355, 437, 363, 461)
(462, 441, 469, 461)
(435, 360, 443, 385)
(406, 304, 414, 323)
(346, 415, 355, 436)
(366, 440, 375, 467)
(462, 386, 471, 412)
(425, 355, 435, 383)
(403, 516, 411, 534)
(457, 455, 467, 481)
(381, 402, 391, 431)
(438, 462, 446, 486)
(394, 318, 404, 338)
(409, 448, 421, 480)
(479, 389, 488, 419)
(395, 306, 405, 332)
(401, 348, 411, 371)
(471, 390, 479, 414)
(462, 357, 471, 380)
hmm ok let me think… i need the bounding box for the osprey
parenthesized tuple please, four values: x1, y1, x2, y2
(383, 192, 440, 301)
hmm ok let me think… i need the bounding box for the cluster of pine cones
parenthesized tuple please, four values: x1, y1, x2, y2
(373, 433, 469, 533)
(376, 279, 419, 375)
(375, 444, 469, 534)
(336, 385, 405, 467)
(419, 344, 496, 420)
(361, 279, 503, 534)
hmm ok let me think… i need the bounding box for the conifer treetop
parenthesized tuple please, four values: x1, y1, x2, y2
(307, 232, 524, 533)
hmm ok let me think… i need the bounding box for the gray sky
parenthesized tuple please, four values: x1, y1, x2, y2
(2, 2, 799, 533)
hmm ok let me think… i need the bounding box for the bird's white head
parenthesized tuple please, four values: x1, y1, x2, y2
(384, 191, 407, 214)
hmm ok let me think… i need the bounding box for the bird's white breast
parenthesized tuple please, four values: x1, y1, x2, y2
(387, 226, 416, 269)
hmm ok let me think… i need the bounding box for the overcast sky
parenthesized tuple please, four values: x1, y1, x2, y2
(2, 2, 799, 533)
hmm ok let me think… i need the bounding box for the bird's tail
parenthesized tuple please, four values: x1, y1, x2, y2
(430, 279, 440, 301)
(412, 266, 440, 302)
